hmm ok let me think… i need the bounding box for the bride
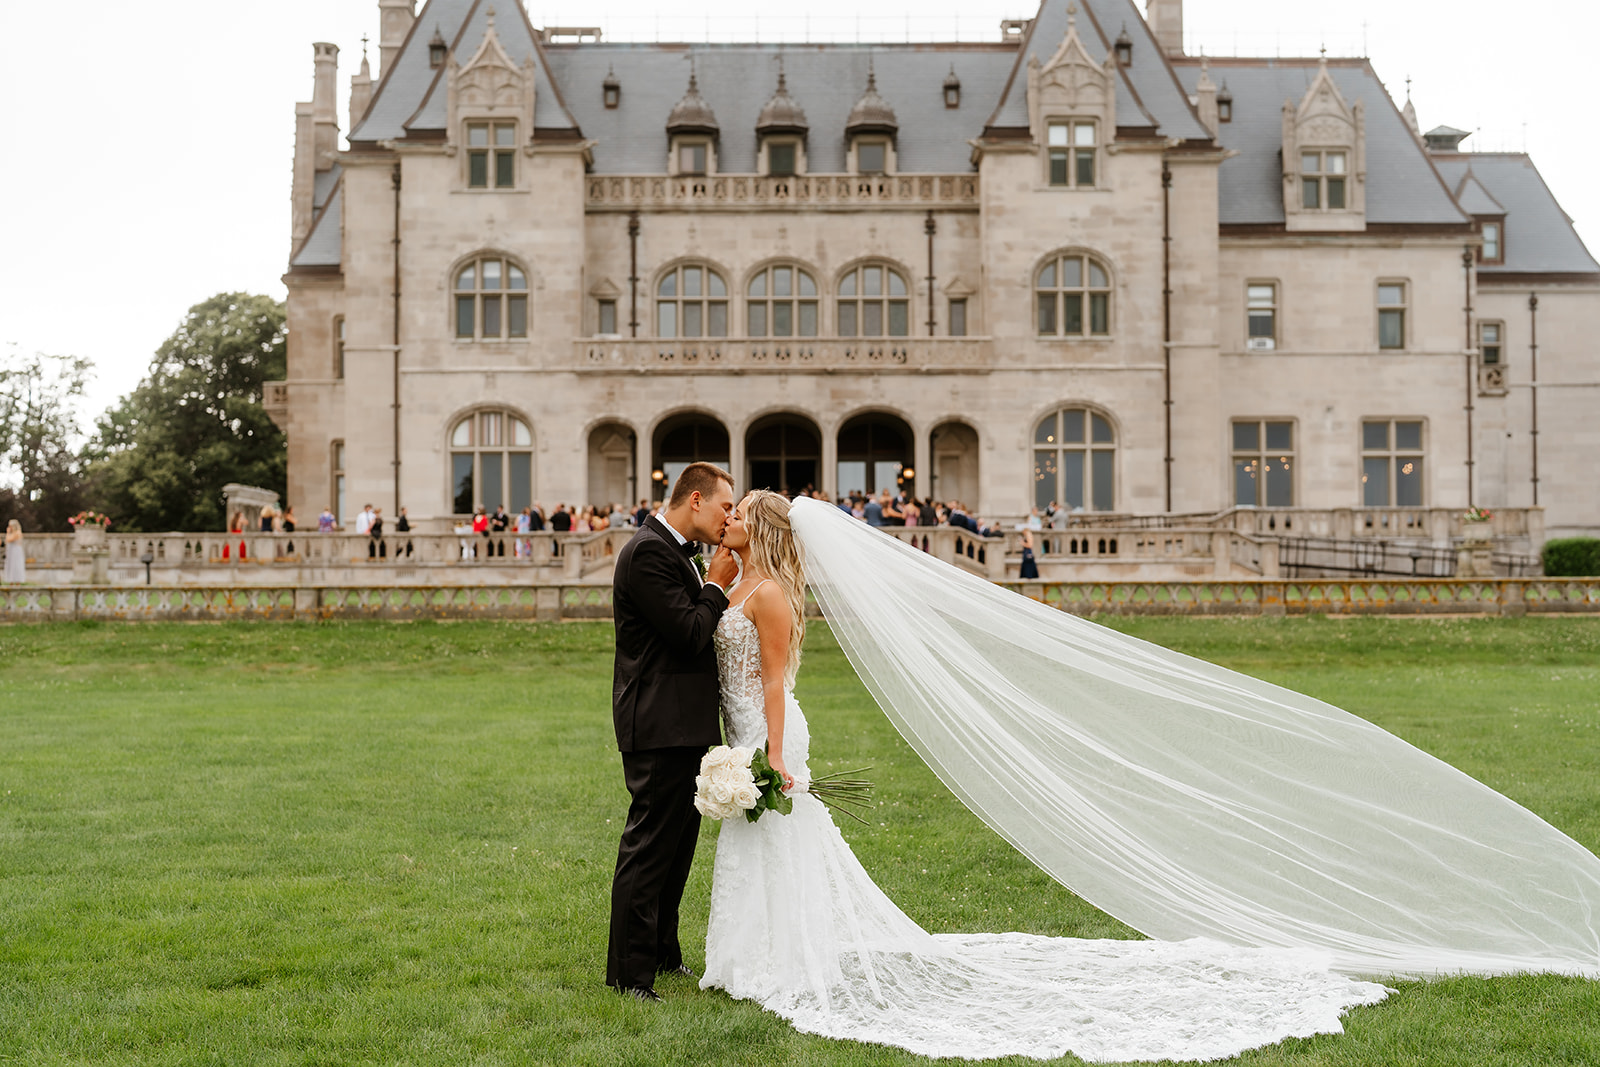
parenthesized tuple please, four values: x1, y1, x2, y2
(700, 490, 1395, 1062)
(699, 490, 1600, 1062)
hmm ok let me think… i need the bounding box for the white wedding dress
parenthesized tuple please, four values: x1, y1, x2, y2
(700, 596, 1389, 1063)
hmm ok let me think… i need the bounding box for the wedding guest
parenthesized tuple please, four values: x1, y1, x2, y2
(863, 494, 884, 527)
(610, 502, 632, 528)
(550, 505, 572, 532)
(515, 507, 532, 558)
(576, 506, 594, 533)
(355, 504, 373, 537)
(528, 501, 546, 531)
(3, 519, 25, 584)
(259, 506, 275, 534)
(395, 506, 413, 558)
(225, 509, 248, 560)
(633, 499, 651, 528)
(368, 507, 387, 559)
(1019, 530, 1040, 579)
(903, 498, 920, 527)
(471, 506, 489, 558)
(318, 507, 335, 533)
(491, 504, 510, 557)
(919, 498, 938, 526)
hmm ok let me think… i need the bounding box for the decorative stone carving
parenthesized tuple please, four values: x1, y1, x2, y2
(1026, 4, 1117, 178)
(1282, 57, 1365, 232)
(446, 8, 536, 147)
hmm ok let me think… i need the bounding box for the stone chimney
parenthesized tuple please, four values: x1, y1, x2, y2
(378, 0, 417, 79)
(1146, 0, 1183, 57)
(312, 42, 340, 169)
(350, 44, 374, 129)
(290, 100, 314, 256)
(1194, 57, 1218, 137)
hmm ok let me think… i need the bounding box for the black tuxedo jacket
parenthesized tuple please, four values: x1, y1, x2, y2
(611, 516, 729, 753)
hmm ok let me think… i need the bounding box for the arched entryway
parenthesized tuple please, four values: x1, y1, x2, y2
(652, 412, 730, 503)
(930, 420, 979, 507)
(587, 422, 636, 510)
(746, 414, 821, 496)
(836, 411, 912, 496)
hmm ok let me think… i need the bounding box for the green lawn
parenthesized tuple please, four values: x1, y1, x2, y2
(1, 617, 1597, 1066)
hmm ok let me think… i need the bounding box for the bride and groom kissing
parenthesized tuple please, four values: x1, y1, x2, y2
(600, 464, 1600, 1061)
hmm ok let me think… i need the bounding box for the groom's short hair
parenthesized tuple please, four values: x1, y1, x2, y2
(669, 462, 734, 508)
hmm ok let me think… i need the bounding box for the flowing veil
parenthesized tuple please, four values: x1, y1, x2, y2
(788, 496, 1600, 979)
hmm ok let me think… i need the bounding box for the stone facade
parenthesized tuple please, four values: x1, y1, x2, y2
(273, 0, 1599, 538)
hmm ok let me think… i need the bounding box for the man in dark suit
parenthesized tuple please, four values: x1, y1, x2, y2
(607, 461, 739, 1002)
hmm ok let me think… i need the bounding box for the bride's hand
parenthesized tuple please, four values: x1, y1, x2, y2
(769, 752, 794, 793)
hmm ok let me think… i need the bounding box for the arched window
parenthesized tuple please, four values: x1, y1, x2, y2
(838, 262, 909, 337)
(455, 256, 528, 340)
(1033, 407, 1115, 512)
(1036, 253, 1111, 337)
(656, 263, 728, 338)
(747, 264, 819, 337)
(450, 409, 533, 515)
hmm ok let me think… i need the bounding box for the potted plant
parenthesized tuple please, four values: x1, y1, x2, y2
(68, 510, 113, 549)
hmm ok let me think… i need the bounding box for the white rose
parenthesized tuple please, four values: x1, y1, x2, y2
(694, 774, 710, 796)
(701, 745, 732, 773)
(732, 783, 761, 809)
(710, 781, 735, 805)
(728, 746, 754, 768)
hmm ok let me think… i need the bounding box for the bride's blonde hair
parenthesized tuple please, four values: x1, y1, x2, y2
(741, 489, 806, 686)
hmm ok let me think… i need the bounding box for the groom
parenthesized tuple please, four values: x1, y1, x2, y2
(607, 461, 739, 1001)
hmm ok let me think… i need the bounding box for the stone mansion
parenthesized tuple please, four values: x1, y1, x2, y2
(272, 0, 1599, 539)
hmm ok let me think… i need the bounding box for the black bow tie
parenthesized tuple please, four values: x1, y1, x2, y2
(681, 538, 700, 556)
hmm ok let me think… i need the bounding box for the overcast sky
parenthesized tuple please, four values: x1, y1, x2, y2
(1, 0, 1593, 428)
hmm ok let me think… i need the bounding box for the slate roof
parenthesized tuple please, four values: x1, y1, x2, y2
(1451, 171, 1505, 216)
(1432, 154, 1599, 275)
(313, 164, 341, 210)
(292, 184, 342, 268)
(546, 44, 1015, 173)
(986, 0, 1211, 140)
(1174, 58, 1469, 227)
(406, 2, 578, 134)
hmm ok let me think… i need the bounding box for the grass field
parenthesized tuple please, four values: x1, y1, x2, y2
(1, 616, 1598, 1066)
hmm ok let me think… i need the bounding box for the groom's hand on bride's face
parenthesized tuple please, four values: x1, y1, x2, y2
(707, 546, 739, 590)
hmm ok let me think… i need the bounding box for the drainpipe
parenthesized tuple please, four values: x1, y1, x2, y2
(1529, 293, 1540, 506)
(924, 210, 937, 337)
(1462, 249, 1475, 508)
(1161, 163, 1173, 513)
(628, 211, 640, 337)
(391, 162, 402, 512)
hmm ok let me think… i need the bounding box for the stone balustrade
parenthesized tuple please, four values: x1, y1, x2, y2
(1028, 506, 1543, 548)
(585, 173, 980, 212)
(5, 579, 1597, 624)
(572, 337, 993, 374)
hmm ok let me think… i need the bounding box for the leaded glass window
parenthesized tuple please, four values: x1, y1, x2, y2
(656, 264, 729, 338)
(1036, 254, 1112, 337)
(747, 264, 819, 337)
(1033, 407, 1115, 512)
(454, 256, 528, 341)
(837, 263, 910, 338)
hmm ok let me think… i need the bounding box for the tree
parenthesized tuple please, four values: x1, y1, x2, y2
(86, 293, 287, 532)
(0, 345, 92, 533)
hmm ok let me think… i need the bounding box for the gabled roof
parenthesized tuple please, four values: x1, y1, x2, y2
(350, 0, 577, 143)
(1431, 154, 1599, 275)
(1453, 170, 1506, 216)
(291, 184, 342, 269)
(543, 44, 1016, 173)
(985, 0, 1210, 140)
(1174, 58, 1470, 226)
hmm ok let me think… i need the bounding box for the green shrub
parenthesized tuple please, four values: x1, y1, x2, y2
(1541, 537, 1600, 577)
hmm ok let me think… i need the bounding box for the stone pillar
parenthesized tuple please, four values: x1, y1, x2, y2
(820, 423, 838, 500)
(913, 423, 931, 503)
(71, 525, 110, 585)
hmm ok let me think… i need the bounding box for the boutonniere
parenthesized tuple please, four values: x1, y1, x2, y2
(692, 552, 708, 579)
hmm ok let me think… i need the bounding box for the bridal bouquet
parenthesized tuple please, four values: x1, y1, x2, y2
(694, 744, 874, 825)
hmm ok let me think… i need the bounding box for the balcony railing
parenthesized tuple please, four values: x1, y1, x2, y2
(586, 173, 979, 211)
(572, 337, 992, 373)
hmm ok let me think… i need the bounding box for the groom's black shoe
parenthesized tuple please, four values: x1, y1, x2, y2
(620, 985, 661, 1003)
(658, 964, 698, 980)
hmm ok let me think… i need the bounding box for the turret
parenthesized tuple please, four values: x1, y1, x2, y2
(350, 41, 374, 128)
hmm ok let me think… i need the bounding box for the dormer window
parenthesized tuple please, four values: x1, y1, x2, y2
(768, 141, 798, 177)
(1301, 150, 1346, 209)
(1481, 220, 1503, 264)
(467, 122, 516, 188)
(1114, 27, 1133, 67)
(943, 68, 961, 108)
(429, 27, 447, 69)
(678, 141, 708, 176)
(603, 68, 620, 109)
(857, 140, 887, 174)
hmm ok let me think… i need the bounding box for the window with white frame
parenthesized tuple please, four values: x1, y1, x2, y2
(1246, 283, 1277, 349)
(747, 264, 818, 337)
(455, 256, 528, 340)
(1047, 120, 1097, 187)
(1300, 149, 1347, 209)
(1361, 419, 1424, 507)
(656, 263, 728, 338)
(450, 410, 533, 515)
(467, 121, 516, 189)
(1036, 253, 1112, 337)
(1033, 407, 1115, 512)
(837, 263, 909, 337)
(1481, 220, 1503, 264)
(1479, 320, 1503, 365)
(1232, 420, 1295, 506)
(1377, 282, 1407, 350)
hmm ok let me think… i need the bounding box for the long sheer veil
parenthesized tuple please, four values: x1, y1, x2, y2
(789, 496, 1600, 978)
